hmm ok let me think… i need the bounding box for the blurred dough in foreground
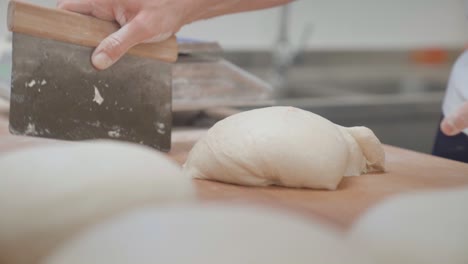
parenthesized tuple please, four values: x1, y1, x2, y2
(43, 205, 373, 264)
(349, 187, 468, 264)
(0, 141, 194, 264)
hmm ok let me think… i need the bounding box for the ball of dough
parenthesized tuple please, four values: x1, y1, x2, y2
(0, 141, 194, 264)
(348, 188, 468, 264)
(183, 107, 385, 190)
(43, 205, 373, 264)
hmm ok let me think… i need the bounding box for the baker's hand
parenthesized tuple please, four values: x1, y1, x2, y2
(440, 101, 468, 136)
(58, 0, 292, 70)
(57, 0, 191, 70)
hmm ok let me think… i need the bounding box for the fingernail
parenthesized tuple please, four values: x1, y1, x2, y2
(92, 52, 113, 70)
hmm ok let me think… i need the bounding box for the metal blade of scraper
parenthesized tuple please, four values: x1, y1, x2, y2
(9, 33, 172, 151)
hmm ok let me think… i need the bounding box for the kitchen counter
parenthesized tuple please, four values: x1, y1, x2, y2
(1, 117, 468, 230)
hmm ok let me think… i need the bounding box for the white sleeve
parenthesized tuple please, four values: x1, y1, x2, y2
(442, 50, 468, 135)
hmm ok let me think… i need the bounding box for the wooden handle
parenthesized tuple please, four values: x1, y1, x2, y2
(7, 0, 178, 63)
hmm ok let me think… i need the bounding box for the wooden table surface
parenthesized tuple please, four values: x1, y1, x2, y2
(1, 113, 468, 230)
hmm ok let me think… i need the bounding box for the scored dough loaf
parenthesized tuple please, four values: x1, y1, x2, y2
(183, 106, 385, 190)
(0, 141, 194, 264)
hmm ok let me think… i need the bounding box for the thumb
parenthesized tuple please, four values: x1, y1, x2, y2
(440, 101, 468, 136)
(92, 18, 150, 70)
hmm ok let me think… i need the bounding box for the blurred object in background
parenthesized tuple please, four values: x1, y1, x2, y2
(0, 38, 11, 100)
(411, 48, 450, 65)
(0, 0, 6, 41)
(173, 40, 274, 112)
(269, 4, 312, 98)
(172, 40, 274, 127)
(229, 49, 458, 154)
(0, 0, 12, 100)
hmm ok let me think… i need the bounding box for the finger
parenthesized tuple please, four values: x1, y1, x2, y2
(440, 101, 468, 136)
(58, 0, 115, 21)
(91, 16, 153, 70)
(57, 0, 93, 15)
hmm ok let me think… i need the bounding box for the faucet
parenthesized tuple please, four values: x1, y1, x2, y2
(270, 4, 312, 98)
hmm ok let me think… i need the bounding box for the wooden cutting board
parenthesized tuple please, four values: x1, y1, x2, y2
(169, 129, 468, 229)
(1, 116, 468, 230)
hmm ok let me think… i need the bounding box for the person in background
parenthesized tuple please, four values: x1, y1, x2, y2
(433, 52, 468, 163)
(57, 0, 468, 163)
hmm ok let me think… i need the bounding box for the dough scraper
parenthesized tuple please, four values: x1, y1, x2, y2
(7, 0, 178, 151)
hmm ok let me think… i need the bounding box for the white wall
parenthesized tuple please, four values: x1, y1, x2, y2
(2, 0, 468, 50)
(0, 0, 10, 41)
(179, 0, 468, 50)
